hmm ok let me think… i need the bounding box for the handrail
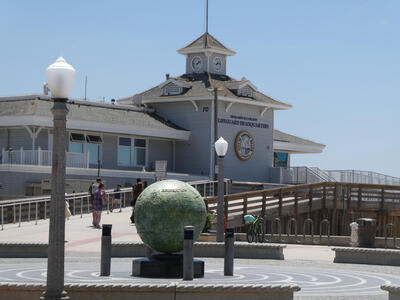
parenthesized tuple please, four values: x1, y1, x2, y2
(326, 170, 400, 186)
(0, 179, 219, 229)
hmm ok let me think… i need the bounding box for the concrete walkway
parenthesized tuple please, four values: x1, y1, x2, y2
(0, 208, 141, 254)
(0, 211, 397, 299)
(0, 208, 335, 261)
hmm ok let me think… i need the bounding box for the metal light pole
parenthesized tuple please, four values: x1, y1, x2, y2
(213, 88, 218, 181)
(208, 87, 221, 181)
(42, 57, 75, 300)
(215, 137, 228, 242)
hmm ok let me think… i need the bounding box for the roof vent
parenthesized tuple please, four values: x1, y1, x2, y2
(166, 73, 170, 80)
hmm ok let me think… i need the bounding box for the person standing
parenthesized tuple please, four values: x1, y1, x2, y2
(130, 178, 143, 223)
(89, 177, 102, 226)
(93, 183, 107, 229)
(111, 184, 122, 212)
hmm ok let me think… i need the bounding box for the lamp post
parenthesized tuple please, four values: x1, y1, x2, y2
(42, 57, 75, 300)
(215, 137, 228, 242)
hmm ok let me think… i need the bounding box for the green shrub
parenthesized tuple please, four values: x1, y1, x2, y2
(203, 211, 213, 232)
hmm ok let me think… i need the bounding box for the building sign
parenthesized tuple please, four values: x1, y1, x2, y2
(218, 115, 269, 129)
(234, 131, 255, 161)
(155, 160, 168, 181)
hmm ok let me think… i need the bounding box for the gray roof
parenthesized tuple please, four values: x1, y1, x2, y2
(0, 95, 189, 140)
(274, 129, 325, 148)
(134, 73, 291, 109)
(177, 33, 236, 56)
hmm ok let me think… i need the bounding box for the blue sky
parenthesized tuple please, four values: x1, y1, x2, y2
(0, 1, 399, 176)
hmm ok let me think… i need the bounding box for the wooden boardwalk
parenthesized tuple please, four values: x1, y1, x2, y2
(205, 182, 400, 236)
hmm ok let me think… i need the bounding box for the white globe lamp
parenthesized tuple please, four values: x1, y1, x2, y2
(46, 56, 75, 98)
(215, 137, 228, 157)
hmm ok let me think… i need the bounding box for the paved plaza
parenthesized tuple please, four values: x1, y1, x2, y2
(0, 209, 398, 299)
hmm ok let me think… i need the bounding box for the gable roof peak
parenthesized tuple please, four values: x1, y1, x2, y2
(177, 32, 236, 56)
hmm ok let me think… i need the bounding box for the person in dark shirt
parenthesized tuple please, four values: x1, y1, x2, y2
(93, 183, 107, 229)
(111, 184, 122, 212)
(130, 178, 143, 223)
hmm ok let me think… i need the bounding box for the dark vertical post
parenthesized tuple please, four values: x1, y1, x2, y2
(309, 186, 313, 216)
(217, 156, 225, 242)
(261, 192, 266, 218)
(43, 98, 69, 300)
(100, 224, 112, 276)
(224, 195, 228, 221)
(224, 228, 234, 276)
(183, 226, 194, 281)
(97, 144, 100, 177)
(206, 0, 209, 33)
(213, 88, 218, 180)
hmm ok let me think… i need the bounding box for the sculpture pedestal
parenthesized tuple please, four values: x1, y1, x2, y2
(132, 254, 204, 278)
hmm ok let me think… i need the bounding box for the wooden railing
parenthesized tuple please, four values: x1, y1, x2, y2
(205, 182, 400, 236)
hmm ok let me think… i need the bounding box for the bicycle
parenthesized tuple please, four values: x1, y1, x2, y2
(244, 214, 264, 243)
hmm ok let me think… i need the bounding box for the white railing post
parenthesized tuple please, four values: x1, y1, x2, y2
(1, 147, 5, 164)
(38, 147, 42, 166)
(87, 152, 90, 168)
(20, 147, 23, 164)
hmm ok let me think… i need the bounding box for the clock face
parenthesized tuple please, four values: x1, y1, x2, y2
(234, 131, 255, 161)
(213, 57, 222, 71)
(191, 56, 202, 72)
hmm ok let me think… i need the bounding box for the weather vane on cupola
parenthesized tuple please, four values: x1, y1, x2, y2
(206, 0, 209, 33)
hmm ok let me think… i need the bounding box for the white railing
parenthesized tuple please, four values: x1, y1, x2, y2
(1, 147, 89, 169)
(0, 179, 220, 229)
(287, 167, 335, 185)
(287, 167, 400, 186)
(0, 188, 133, 230)
(326, 170, 400, 186)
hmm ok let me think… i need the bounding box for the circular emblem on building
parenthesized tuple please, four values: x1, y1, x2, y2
(234, 131, 255, 161)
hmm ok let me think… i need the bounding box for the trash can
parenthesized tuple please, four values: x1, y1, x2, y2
(356, 218, 376, 248)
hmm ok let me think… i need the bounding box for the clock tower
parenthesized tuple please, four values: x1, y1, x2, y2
(177, 32, 235, 75)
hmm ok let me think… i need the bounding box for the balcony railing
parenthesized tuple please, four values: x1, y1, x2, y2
(1, 147, 89, 169)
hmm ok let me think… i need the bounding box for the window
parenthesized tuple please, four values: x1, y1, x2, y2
(164, 84, 181, 96)
(118, 137, 131, 166)
(69, 142, 83, 153)
(239, 86, 253, 98)
(70, 133, 85, 142)
(69, 133, 85, 153)
(134, 139, 146, 166)
(86, 143, 99, 165)
(117, 137, 147, 167)
(68, 132, 103, 166)
(274, 152, 288, 168)
(86, 135, 103, 143)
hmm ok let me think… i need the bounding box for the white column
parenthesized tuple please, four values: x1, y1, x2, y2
(2, 147, 5, 164)
(20, 147, 23, 164)
(172, 141, 176, 172)
(38, 146, 42, 166)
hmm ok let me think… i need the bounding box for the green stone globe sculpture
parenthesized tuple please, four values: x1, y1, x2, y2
(134, 179, 207, 254)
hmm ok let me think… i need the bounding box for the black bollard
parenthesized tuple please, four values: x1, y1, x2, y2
(183, 226, 194, 281)
(100, 224, 112, 276)
(224, 228, 234, 276)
